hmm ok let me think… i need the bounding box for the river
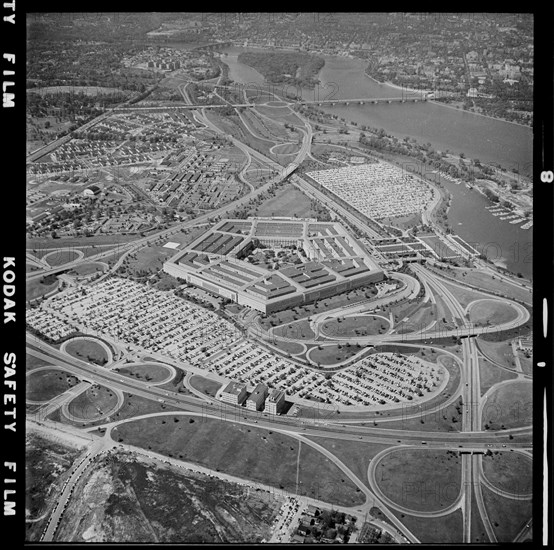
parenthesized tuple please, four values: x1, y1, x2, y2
(217, 46, 533, 279)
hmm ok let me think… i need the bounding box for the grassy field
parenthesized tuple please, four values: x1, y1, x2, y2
(26, 352, 54, 372)
(482, 451, 532, 495)
(479, 357, 518, 396)
(26, 276, 59, 301)
(26, 434, 83, 542)
(439, 280, 490, 309)
(153, 273, 181, 291)
(385, 298, 447, 334)
(206, 111, 277, 161)
(254, 105, 305, 127)
(105, 393, 180, 424)
(272, 142, 300, 155)
(69, 262, 107, 276)
(239, 110, 279, 143)
(307, 343, 363, 366)
(304, 436, 390, 487)
(243, 108, 289, 140)
(377, 393, 464, 432)
(321, 315, 389, 338)
(380, 212, 421, 230)
(273, 319, 315, 340)
(116, 363, 174, 384)
(482, 380, 532, 430)
(65, 338, 109, 366)
(479, 308, 532, 341)
(44, 249, 80, 266)
(298, 442, 365, 506)
(373, 448, 462, 512)
(26, 369, 80, 401)
(481, 485, 532, 542)
(255, 183, 313, 218)
(271, 340, 305, 355)
(394, 302, 436, 335)
(189, 375, 222, 397)
(67, 385, 120, 421)
(467, 299, 519, 327)
(471, 491, 491, 543)
(392, 509, 463, 544)
(477, 338, 517, 370)
(431, 266, 532, 305)
(119, 244, 175, 277)
(113, 416, 364, 506)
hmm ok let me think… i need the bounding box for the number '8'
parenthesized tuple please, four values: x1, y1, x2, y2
(540, 171, 553, 182)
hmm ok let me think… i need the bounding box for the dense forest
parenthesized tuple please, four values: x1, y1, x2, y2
(237, 52, 325, 90)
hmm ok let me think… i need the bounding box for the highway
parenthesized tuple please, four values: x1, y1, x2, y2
(409, 264, 533, 541)
(28, 330, 532, 544)
(26, 335, 531, 449)
(26, 81, 533, 543)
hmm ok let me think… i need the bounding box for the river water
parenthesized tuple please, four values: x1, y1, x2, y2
(216, 46, 533, 279)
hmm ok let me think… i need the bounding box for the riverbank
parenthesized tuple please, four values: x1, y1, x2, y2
(428, 99, 532, 129)
(366, 73, 532, 130)
(364, 73, 433, 97)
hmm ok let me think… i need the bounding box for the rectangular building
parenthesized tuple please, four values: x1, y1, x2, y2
(246, 383, 269, 411)
(220, 381, 247, 405)
(264, 389, 286, 415)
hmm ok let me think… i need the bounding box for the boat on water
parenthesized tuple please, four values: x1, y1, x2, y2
(521, 220, 533, 229)
(510, 218, 525, 224)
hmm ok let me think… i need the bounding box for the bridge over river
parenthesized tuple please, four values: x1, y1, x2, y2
(110, 96, 428, 113)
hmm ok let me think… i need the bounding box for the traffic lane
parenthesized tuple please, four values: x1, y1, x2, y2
(26, 342, 532, 447)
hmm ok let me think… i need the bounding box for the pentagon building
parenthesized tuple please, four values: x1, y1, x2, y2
(163, 217, 384, 314)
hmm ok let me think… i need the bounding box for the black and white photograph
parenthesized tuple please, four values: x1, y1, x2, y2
(1, 8, 552, 546)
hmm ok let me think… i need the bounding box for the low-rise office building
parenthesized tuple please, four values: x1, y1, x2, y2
(265, 388, 286, 415)
(246, 382, 269, 411)
(220, 381, 247, 405)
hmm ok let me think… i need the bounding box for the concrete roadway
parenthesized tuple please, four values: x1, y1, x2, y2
(40, 435, 116, 541)
(28, 93, 532, 541)
(26, 104, 306, 284)
(84, 409, 418, 542)
(28, 332, 533, 543)
(26, 335, 531, 448)
(411, 264, 482, 541)
(366, 445, 468, 520)
(410, 264, 532, 542)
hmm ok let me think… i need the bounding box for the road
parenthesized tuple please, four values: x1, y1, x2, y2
(30, 336, 528, 544)
(27, 336, 531, 449)
(27, 79, 533, 543)
(40, 435, 115, 541)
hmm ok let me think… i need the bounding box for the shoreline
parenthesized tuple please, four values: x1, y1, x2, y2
(365, 73, 532, 130)
(364, 73, 432, 97)
(224, 44, 532, 130)
(427, 99, 532, 129)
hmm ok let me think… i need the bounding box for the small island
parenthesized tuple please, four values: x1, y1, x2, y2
(237, 51, 325, 90)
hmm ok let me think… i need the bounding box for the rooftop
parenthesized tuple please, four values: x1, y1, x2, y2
(222, 381, 247, 396)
